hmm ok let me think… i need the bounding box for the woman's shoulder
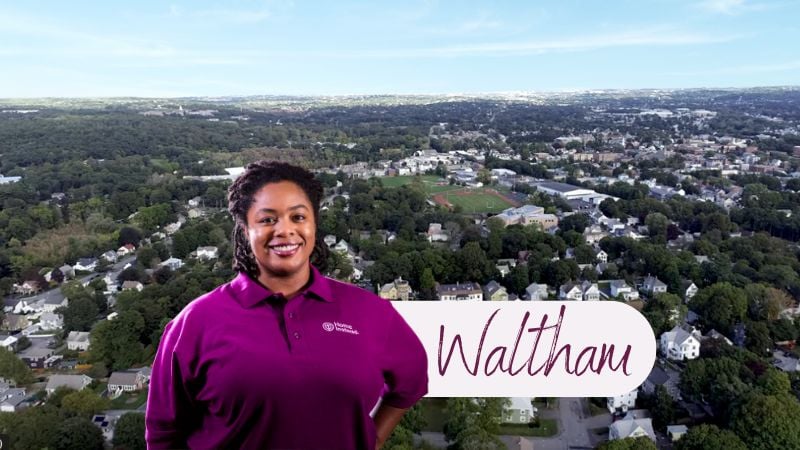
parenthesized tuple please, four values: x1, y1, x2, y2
(170, 280, 235, 326)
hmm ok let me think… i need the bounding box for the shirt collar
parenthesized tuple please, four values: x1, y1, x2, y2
(230, 264, 334, 308)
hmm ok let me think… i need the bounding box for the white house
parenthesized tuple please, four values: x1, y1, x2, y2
(0, 387, 27, 412)
(117, 244, 136, 257)
(608, 410, 656, 442)
(159, 257, 184, 271)
(504, 397, 538, 423)
(660, 325, 701, 361)
(596, 249, 608, 264)
(196, 246, 219, 260)
(38, 312, 63, 331)
(0, 334, 18, 351)
(607, 389, 638, 414)
(427, 223, 450, 242)
(323, 234, 338, 247)
(73, 258, 97, 272)
(525, 283, 549, 301)
(559, 281, 599, 301)
(682, 282, 699, 303)
(101, 250, 118, 263)
(641, 275, 668, 296)
(67, 331, 91, 351)
(42, 297, 68, 313)
(609, 280, 639, 301)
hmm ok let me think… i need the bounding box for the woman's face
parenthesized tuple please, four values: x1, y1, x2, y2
(244, 180, 317, 280)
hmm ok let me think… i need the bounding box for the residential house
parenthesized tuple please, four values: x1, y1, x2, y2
(378, 277, 411, 301)
(660, 325, 701, 361)
(46, 374, 92, 394)
(772, 351, 800, 373)
(607, 389, 638, 414)
(702, 329, 733, 346)
(19, 347, 56, 369)
(323, 234, 338, 247)
(58, 264, 75, 279)
(484, 281, 509, 302)
(38, 312, 63, 331)
(436, 282, 483, 301)
(121, 281, 144, 292)
(427, 223, 450, 242)
(667, 425, 688, 442)
(503, 397, 537, 423)
(196, 246, 219, 260)
(596, 249, 608, 264)
(15, 280, 43, 296)
(559, 281, 600, 301)
(42, 297, 68, 313)
(67, 331, 91, 351)
(608, 410, 656, 442)
(583, 225, 609, 245)
(2, 314, 29, 332)
(525, 283, 549, 301)
(159, 257, 184, 270)
(497, 258, 517, 269)
(0, 387, 27, 412)
(101, 250, 118, 263)
(641, 275, 668, 296)
(681, 281, 699, 303)
(74, 258, 98, 272)
(496, 263, 511, 277)
(108, 370, 147, 398)
(642, 366, 670, 395)
(0, 333, 18, 351)
(609, 280, 639, 301)
(117, 244, 136, 257)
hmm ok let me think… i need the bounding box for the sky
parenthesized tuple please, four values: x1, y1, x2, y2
(0, 0, 798, 97)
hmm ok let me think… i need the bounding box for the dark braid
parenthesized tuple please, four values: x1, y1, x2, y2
(227, 160, 328, 279)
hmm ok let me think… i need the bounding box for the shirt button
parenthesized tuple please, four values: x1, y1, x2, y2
(293, 332, 301, 339)
(288, 312, 295, 319)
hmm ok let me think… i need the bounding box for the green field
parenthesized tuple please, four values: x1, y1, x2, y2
(379, 175, 446, 189)
(442, 190, 515, 213)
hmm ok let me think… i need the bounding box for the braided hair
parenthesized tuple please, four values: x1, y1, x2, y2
(227, 160, 328, 280)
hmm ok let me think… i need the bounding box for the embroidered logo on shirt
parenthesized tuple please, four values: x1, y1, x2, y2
(322, 321, 360, 335)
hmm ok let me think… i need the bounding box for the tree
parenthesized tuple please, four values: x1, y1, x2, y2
(4, 404, 63, 449)
(90, 310, 145, 370)
(443, 397, 508, 450)
(0, 347, 34, 385)
(55, 417, 105, 450)
(47, 386, 77, 408)
(597, 437, 657, 450)
(689, 282, 747, 334)
(419, 268, 436, 300)
(650, 385, 675, 431)
(731, 393, 800, 450)
(560, 213, 590, 233)
(60, 296, 99, 333)
(745, 321, 773, 356)
(118, 226, 142, 247)
(113, 413, 146, 450)
(674, 424, 747, 450)
(60, 389, 110, 418)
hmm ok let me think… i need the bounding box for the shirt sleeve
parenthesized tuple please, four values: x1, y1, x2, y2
(380, 304, 429, 409)
(145, 316, 198, 449)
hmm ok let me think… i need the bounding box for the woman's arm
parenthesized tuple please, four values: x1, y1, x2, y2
(373, 404, 408, 449)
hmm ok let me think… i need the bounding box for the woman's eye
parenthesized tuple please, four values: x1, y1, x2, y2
(294, 215, 306, 221)
(261, 217, 276, 224)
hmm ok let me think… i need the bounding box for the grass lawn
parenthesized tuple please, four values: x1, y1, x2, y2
(444, 190, 515, 213)
(500, 419, 558, 437)
(379, 175, 443, 188)
(109, 388, 148, 410)
(93, 382, 108, 395)
(588, 401, 609, 416)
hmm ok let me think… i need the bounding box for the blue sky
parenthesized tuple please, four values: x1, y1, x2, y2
(1, 0, 798, 97)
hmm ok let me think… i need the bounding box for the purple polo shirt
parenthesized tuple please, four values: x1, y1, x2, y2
(145, 265, 428, 450)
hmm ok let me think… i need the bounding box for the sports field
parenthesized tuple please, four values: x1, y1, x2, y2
(378, 175, 518, 213)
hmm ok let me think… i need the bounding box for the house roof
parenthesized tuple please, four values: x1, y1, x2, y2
(610, 410, 655, 440)
(67, 331, 90, 343)
(646, 366, 669, 386)
(536, 181, 586, 193)
(436, 282, 481, 295)
(662, 326, 698, 346)
(122, 281, 142, 289)
(108, 371, 139, 387)
(46, 374, 91, 391)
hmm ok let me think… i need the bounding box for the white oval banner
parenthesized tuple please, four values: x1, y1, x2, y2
(392, 301, 657, 397)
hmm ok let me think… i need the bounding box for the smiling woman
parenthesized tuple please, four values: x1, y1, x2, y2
(145, 160, 428, 450)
